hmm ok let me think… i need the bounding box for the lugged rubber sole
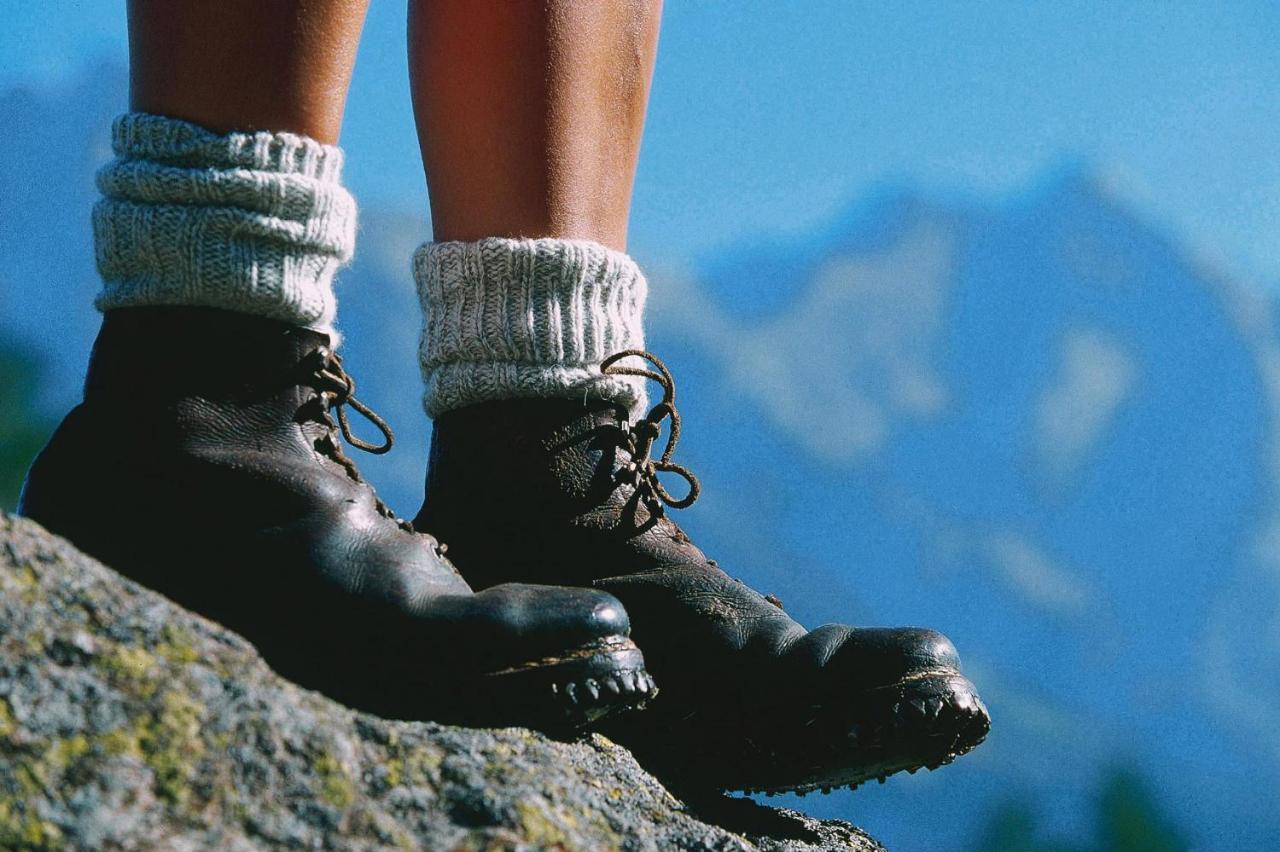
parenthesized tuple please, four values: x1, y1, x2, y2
(741, 672, 990, 796)
(486, 635, 659, 728)
(599, 668, 988, 797)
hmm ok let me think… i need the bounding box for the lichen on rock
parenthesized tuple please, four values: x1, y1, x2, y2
(0, 513, 881, 850)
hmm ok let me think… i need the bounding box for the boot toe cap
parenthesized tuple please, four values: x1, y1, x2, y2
(586, 593, 632, 639)
(794, 625, 963, 690)
(895, 627, 961, 673)
(470, 583, 633, 650)
(543, 586, 634, 642)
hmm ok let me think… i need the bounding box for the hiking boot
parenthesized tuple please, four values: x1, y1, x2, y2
(416, 349, 989, 792)
(19, 308, 656, 728)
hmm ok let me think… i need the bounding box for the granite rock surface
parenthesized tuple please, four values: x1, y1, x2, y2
(0, 513, 881, 850)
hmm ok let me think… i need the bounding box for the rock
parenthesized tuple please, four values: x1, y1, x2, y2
(0, 513, 881, 851)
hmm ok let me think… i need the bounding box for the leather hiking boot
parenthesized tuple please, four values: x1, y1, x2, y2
(19, 308, 656, 729)
(417, 350, 989, 794)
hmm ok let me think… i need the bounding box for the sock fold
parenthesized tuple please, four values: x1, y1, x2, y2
(415, 237, 649, 417)
(92, 113, 356, 336)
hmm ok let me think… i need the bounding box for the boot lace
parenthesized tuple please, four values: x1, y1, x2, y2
(302, 347, 419, 536)
(600, 350, 701, 514)
(308, 349, 394, 456)
(603, 352, 785, 596)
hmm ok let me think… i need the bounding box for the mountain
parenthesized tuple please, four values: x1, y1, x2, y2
(3, 69, 1276, 850)
(638, 169, 1280, 850)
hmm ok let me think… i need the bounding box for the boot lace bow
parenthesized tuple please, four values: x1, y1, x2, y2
(302, 347, 420, 535)
(601, 350, 701, 512)
(307, 348, 394, 455)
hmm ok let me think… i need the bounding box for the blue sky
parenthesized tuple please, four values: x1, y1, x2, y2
(2, 2, 1277, 283)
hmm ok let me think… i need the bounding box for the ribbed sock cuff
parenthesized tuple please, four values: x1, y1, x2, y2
(92, 113, 357, 336)
(415, 237, 649, 417)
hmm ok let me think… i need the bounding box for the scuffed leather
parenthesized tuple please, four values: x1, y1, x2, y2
(19, 307, 634, 723)
(418, 396, 962, 725)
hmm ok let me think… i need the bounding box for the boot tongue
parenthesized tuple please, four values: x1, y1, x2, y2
(84, 306, 328, 404)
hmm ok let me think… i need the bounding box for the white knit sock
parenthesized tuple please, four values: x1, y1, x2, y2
(415, 237, 649, 418)
(93, 113, 357, 337)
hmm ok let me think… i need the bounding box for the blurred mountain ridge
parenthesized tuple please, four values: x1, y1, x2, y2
(641, 164, 1279, 850)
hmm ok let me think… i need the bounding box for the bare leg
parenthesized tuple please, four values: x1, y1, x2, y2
(129, 0, 370, 143)
(409, 0, 663, 250)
